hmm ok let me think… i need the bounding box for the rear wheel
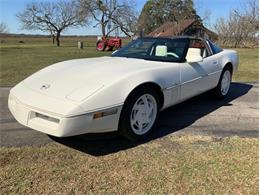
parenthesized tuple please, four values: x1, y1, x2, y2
(96, 40, 105, 51)
(119, 87, 160, 141)
(214, 67, 232, 98)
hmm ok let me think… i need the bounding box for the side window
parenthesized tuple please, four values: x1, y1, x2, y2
(189, 39, 210, 58)
(208, 41, 223, 54)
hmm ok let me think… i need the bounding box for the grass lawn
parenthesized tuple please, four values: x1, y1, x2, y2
(233, 48, 259, 82)
(0, 135, 258, 194)
(0, 37, 113, 86)
(0, 36, 258, 86)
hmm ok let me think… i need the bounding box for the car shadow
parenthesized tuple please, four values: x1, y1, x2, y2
(50, 82, 253, 156)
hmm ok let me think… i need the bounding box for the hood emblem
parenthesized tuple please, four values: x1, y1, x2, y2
(40, 84, 50, 90)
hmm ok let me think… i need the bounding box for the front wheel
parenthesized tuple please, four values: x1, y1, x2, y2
(118, 87, 160, 141)
(214, 67, 232, 98)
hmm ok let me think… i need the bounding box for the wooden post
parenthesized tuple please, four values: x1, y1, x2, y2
(78, 41, 83, 49)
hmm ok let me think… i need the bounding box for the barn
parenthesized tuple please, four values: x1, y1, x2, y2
(148, 19, 218, 40)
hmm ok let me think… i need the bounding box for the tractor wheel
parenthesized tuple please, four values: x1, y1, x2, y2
(96, 40, 105, 51)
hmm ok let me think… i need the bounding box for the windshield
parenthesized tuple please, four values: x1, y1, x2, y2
(112, 38, 189, 62)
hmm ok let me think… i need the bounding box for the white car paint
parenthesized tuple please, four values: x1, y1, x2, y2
(8, 40, 239, 137)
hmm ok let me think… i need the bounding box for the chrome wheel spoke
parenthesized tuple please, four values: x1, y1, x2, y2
(137, 120, 143, 130)
(147, 102, 154, 116)
(133, 104, 144, 111)
(130, 94, 157, 135)
(221, 70, 231, 96)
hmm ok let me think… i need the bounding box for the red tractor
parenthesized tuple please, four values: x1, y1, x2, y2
(96, 36, 122, 51)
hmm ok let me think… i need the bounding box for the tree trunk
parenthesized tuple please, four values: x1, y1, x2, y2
(100, 14, 107, 37)
(101, 23, 106, 37)
(56, 32, 61, 47)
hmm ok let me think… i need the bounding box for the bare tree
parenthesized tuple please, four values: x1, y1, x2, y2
(110, 1, 138, 37)
(79, 0, 137, 37)
(195, 0, 212, 26)
(17, 0, 88, 46)
(215, 0, 259, 48)
(234, 0, 259, 32)
(0, 22, 8, 33)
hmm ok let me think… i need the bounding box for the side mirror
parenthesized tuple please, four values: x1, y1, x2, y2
(186, 55, 203, 63)
(186, 48, 203, 63)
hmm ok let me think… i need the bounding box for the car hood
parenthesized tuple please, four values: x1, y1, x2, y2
(22, 56, 159, 102)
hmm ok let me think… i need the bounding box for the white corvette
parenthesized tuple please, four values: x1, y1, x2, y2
(8, 37, 238, 140)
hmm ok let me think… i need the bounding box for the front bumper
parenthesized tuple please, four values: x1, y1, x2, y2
(8, 94, 122, 137)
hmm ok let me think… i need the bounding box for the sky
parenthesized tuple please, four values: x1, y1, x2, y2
(0, 0, 252, 35)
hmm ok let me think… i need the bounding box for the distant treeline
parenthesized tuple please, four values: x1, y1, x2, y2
(0, 33, 129, 39)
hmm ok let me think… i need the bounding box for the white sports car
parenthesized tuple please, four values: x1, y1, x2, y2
(8, 37, 239, 140)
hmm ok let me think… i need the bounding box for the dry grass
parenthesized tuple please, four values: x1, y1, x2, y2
(0, 135, 258, 194)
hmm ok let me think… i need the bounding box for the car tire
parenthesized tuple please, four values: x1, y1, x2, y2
(214, 66, 232, 98)
(118, 86, 160, 141)
(96, 40, 105, 51)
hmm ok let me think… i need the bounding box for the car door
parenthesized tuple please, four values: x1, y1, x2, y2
(199, 51, 222, 91)
(180, 39, 222, 100)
